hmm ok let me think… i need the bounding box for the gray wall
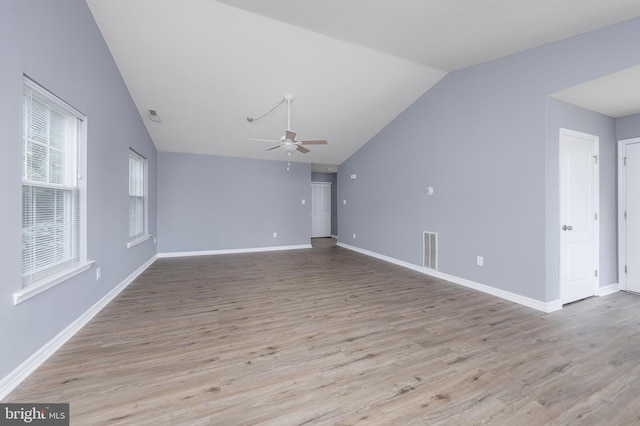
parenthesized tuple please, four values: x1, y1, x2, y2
(0, 0, 157, 379)
(339, 17, 640, 303)
(544, 98, 617, 301)
(158, 153, 311, 253)
(311, 172, 338, 236)
(617, 113, 640, 140)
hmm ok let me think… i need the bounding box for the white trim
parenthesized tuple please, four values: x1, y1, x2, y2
(0, 255, 157, 400)
(127, 234, 151, 249)
(337, 242, 562, 313)
(13, 261, 94, 305)
(158, 244, 312, 259)
(598, 283, 619, 297)
(24, 75, 85, 117)
(618, 137, 640, 291)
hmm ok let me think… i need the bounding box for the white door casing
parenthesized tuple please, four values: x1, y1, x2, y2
(618, 138, 640, 293)
(311, 182, 331, 238)
(559, 128, 599, 304)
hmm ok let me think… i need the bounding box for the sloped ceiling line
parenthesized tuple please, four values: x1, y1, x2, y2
(86, 0, 640, 165)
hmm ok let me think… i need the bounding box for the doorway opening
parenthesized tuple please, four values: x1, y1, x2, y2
(618, 137, 640, 293)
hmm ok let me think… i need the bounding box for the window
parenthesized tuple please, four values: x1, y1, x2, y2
(128, 149, 148, 246)
(21, 77, 88, 297)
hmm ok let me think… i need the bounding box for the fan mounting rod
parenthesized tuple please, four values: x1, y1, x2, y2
(284, 93, 294, 133)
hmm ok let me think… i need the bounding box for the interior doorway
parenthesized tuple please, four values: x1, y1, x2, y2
(311, 237, 337, 248)
(311, 182, 331, 238)
(618, 137, 640, 293)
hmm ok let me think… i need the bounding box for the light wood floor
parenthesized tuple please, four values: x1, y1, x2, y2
(310, 237, 337, 248)
(5, 245, 640, 425)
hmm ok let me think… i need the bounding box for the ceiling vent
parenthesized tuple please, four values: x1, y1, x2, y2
(148, 109, 161, 122)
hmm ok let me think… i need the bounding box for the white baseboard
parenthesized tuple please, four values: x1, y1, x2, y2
(0, 255, 157, 401)
(337, 242, 561, 313)
(158, 244, 312, 258)
(598, 283, 619, 296)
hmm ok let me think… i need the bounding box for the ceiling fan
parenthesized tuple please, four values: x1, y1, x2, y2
(248, 93, 328, 155)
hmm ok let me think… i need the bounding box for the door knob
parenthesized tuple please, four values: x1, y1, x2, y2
(562, 225, 573, 231)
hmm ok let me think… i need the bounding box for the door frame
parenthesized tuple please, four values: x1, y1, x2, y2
(617, 137, 640, 291)
(311, 181, 332, 238)
(558, 128, 599, 304)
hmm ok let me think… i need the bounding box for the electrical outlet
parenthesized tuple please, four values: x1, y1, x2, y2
(343, 200, 347, 205)
(301, 199, 305, 205)
(273, 232, 277, 238)
(96, 266, 101, 280)
(477, 256, 484, 266)
(353, 233, 357, 240)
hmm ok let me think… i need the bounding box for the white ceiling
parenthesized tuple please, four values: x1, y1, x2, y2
(214, 0, 640, 71)
(86, 0, 640, 167)
(551, 65, 640, 118)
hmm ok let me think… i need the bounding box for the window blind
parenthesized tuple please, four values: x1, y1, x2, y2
(128, 150, 146, 241)
(22, 81, 81, 287)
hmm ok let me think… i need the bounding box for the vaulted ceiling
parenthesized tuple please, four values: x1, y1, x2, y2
(86, 0, 640, 168)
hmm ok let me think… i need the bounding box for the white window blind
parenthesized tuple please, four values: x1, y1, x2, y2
(22, 79, 84, 288)
(128, 149, 147, 243)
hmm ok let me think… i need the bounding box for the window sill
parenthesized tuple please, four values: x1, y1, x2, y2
(127, 234, 151, 249)
(14, 261, 95, 305)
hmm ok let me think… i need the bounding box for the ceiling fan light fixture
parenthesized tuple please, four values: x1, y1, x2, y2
(282, 142, 296, 152)
(249, 93, 328, 156)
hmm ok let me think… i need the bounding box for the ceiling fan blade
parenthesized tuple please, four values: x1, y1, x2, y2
(251, 138, 281, 143)
(266, 145, 281, 151)
(296, 145, 310, 154)
(286, 130, 297, 141)
(301, 140, 328, 145)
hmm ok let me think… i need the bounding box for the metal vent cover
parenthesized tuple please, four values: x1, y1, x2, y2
(423, 231, 438, 270)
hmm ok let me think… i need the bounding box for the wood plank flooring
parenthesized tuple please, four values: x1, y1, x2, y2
(5, 245, 640, 425)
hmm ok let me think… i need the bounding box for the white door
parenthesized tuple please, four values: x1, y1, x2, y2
(559, 128, 599, 304)
(311, 182, 331, 238)
(620, 139, 640, 293)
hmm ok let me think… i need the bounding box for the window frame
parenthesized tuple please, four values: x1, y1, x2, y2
(15, 77, 91, 305)
(127, 148, 149, 248)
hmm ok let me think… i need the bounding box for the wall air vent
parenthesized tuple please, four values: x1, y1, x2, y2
(423, 231, 438, 270)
